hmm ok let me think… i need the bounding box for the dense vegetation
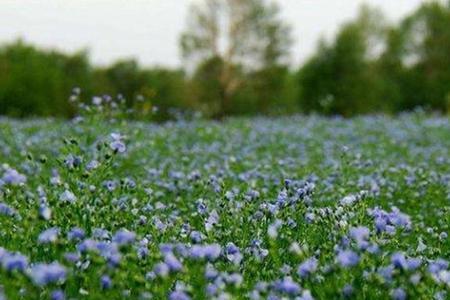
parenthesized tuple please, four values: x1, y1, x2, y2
(1, 1, 450, 119)
(0, 102, 449, 299)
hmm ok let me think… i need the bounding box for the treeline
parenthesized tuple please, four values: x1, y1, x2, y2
(1, 1, 450, 119)
(298, 2, 450, 115)
(0, 43, 192, 121)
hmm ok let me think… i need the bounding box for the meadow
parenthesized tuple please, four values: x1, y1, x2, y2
(0, 105, 449, 299)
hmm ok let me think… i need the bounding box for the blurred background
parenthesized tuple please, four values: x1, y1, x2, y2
(1, 0, 449, 120)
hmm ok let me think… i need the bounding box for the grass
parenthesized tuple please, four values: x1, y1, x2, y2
(0, 112, 449, 299)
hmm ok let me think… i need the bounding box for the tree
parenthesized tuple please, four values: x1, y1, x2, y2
(297, 5, 388, 116)
(398, 1, 450, 111)
(180, 0, 292, 118)
(0, 40, 92, 117)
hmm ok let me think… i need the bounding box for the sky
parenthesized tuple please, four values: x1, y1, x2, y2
(0, 0, 426, 68)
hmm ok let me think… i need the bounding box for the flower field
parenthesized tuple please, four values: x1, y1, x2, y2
(0, 113, 449, 299)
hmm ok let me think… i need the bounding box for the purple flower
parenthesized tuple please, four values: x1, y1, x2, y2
(406, 257, 421, 271)
(274, 277, 301, 295)
(225, 273, 243, 286)
(349, 226, 370, 248)
(391, 252, 407, 270)
(225, 242, 243, 265)
(305, 213, 315, 223)
(137, 246, 149, 259)
(190, 231, 203, 243)
(112, 229, 136, 246)
(2, 252, 28, 272)
(378, 265, 395, 282)
(39, 205, 51, 220)
(369, 207, 411, 233)
(428, 259, 449, 274)
(388, 208, 411, 229)
(77, 239, 98, 253)
(374, 217, 387, 233)
(169, 291, 190, 300)
(59, 190, 77, 203)
(93, 228, 110, 239)
(190, 244, 221, 261)
(342, 284, 353, 298)
(64, 252, 80, 264)
(86, 160, 99, 171)
(204, 264, 218, 280)
(298, 257, 318, 278)
(2, 168, 26, 185)
(110, 133, 126, 153)
(153, 262, 170, 277)
(159, 243, 174, 255)
(164, 252, 183, 272)
(268, 219, 283, 239)
(101, 275, 112, 289)
(67, 227, 85, 241)
(391, 288, 406, 300)
(38, 227, 60, 244)
(340, 195, 357, 206)
(336, 250, 359, 268)
(299, 290, 314, 300)
(437, 270, 450, 285)
(205, 210, 219, 232)
(96, 242, 121, 266)
(29, 262, 67, 286)
(0, 202, 16, 217)
(110, 140, 126, 153)
(103, 180, 117, 192)
(51, 290, 65, 300)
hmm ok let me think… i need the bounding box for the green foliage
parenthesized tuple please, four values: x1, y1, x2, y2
(0, 40, 91, 117)
(297, 6, 388, 116)
(0, 113, 448, 299)
(297, 1, 450, 116)
(180, 0, 293, 119)
(1, 1, 450, 119)
(0, 41, 189, 120)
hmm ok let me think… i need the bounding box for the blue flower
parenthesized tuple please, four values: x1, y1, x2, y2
(0, 202, 16, 217)
(51, 290, 65, 300)
(297, 257, 318, 278)
(190, 244, 221, 261)
(349, 226, 370, 248)
(391, 288, 406, 300)
(274, 277, 301, 295)
(67, 227, 85, 241)
(59, 190, 77, 203)
(29, 262, 67, 286)
(391, 252, 407, 269)
(1, 168, 26, 185)
(64, 252, 81, 264)
(110, 133, 126, 153)
(342, 284, 353, 298)
(112, 229, 136, 246)
(336, 250, 359, 268)
(153, 262, 170, 277)
(169, 291, 190, 300)
(77, 239, 98, 253)
(39, 205, 51, 220)
(428, 259, 448, 274)
(2, 252, 28, 272)
(101, 275, 113, 289)
(38, 227, 60, 244)
(378, 265, 395, 282)
(225, 242, 243, 265)
(164, 252, 183, 272)
(190, 231, 203, 243)
(137, 246, 149, 260)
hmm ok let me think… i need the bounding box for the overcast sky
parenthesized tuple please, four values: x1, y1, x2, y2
(1, 0, 426, 67)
